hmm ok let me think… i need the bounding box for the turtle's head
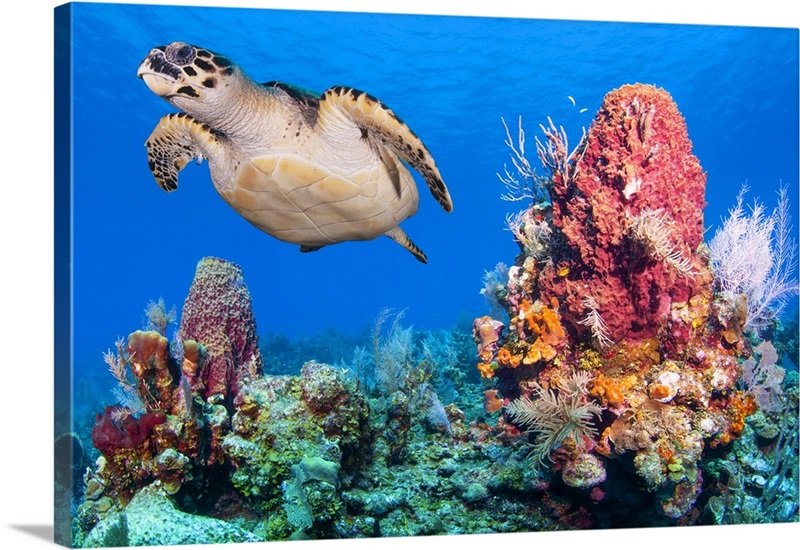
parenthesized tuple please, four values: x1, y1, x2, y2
(138, 42, 241, 113)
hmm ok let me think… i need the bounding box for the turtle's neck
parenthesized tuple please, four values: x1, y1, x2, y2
(178, 68, 287, 156)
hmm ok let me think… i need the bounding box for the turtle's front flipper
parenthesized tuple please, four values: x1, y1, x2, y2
(385, 226, 427, 264)
(318, 86, 453, 213)
(145, 112, 224, 192)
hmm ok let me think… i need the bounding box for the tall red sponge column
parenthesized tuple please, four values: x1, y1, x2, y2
(540, 84, 711, 343)
(178, 257, 263, 401)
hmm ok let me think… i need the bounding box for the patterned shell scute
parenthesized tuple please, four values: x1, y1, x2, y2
(227, 154, 419, 247)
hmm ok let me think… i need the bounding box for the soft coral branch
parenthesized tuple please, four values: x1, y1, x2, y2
(710, 184, 799, 332)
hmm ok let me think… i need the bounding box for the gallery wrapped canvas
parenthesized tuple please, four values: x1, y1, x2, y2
(54, 2, 799, 547)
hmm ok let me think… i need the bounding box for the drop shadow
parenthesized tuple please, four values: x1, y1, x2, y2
(9, 524, 54, 543)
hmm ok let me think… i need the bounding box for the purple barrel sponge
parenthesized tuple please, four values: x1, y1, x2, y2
(177, 257, 263, 401)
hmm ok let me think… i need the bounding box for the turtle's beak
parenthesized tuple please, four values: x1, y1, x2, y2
(138, 49, 182, 97)
(139, 71, 177, 97)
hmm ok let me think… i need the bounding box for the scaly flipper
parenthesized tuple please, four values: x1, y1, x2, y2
(145, 112, 225, 192)
(300, 235, 426, 264)
(318, 86, 453, 213)
(385, 226, 427, 264)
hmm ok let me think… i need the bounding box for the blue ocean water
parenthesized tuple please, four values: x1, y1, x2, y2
(69, 3, 798, 394)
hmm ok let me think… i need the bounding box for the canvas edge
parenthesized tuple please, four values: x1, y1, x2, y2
(54, 3, 75, 547)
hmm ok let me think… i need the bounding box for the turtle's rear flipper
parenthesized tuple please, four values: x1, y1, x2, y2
(319, 86, 453, 214)
(145, 112, 223, 192)
(385, 226, 427, 263)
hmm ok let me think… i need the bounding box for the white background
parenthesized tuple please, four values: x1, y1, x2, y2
(1, 1, 798, 549)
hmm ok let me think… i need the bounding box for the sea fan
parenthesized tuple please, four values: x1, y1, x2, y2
(104, 336, 145, 417)
(742, 341, 785, 413)
(710, 185, 799, 332)
(143, 297, 177, 336)
(372, 308, 414, 396)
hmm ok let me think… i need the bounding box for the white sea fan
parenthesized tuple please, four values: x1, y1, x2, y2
(710, 185, 799, 333)
(371, 308, 413, 396)
(104, 336, 145, 416)
(534, 116, 587, 189)
(480, 262, 509, 319)
(111, 386, 146, 418)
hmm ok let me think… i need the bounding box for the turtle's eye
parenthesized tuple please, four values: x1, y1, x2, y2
(167, 42, 196, 66)
(177, 45, 193, 61)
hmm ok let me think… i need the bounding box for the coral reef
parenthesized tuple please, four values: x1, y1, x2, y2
(222, 361, 369, 535)
(474, 83, 799, 524)
(86, 328, 209, 507)
(704, 371, 799, 524)
(73, 83, 798, 547)
(177, 257, 263, 401)
(78, 260, 267, 539)
(80, 350, 371, 542)
(79, 277, 582, 544)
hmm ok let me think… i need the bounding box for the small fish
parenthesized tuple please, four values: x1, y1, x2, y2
(579, 108, 588, 113)
(568, 95, 576, 106)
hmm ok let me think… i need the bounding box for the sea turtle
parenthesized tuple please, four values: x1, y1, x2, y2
(137, 41, 452, 263)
